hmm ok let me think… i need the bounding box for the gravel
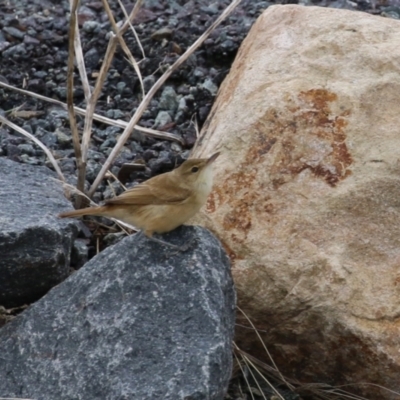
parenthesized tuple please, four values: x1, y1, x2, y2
(1, 0, 394, 199)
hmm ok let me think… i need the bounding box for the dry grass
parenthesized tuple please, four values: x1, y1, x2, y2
(232, 308, 400, 400)
(0, 0, 242, 207)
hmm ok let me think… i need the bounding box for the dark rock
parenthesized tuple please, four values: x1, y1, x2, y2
(3, 26, 25, 39)
(84, 47, 100, 69)
(2, 43, 28, 59)
(70, 238, 89, 269)
(0, 226, 236, 400)
(0, 158, 79, 308)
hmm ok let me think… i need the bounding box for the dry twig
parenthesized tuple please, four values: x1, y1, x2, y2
(88, 0, 243, 196)
(0, 115, 65, 181)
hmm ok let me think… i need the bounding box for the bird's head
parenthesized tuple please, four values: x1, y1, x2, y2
(175, 152, 220, 189)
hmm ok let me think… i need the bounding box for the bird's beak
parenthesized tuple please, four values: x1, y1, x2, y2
(206, 152, 220, 165)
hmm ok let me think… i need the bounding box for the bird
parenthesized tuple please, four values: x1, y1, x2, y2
(58, 152, 220, 248)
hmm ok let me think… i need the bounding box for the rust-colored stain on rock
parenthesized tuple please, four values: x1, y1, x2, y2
(205, 88, 353, 245)
(271, 88, 353, 187)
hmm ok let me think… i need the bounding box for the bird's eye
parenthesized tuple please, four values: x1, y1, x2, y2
(191, 166, 199, 173)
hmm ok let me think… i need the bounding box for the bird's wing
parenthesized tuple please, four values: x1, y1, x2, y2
(105, 175, 191, 206)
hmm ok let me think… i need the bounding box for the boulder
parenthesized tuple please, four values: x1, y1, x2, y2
(0, 158, 78, 308)
(192, 5, 400, 399)
(0, 226, 235, 400)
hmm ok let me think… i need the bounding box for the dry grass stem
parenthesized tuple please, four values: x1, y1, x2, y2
(105, 170, 127, 190)
(117, 0, 146, 59)
(0, 115, 65, 181)
(237, 306, 294, 391)
(243, 355, 284, 400)
(58, 180, 135, 235)
(233, 345, 256, 400)
(66, 0, 86, 201)
(58, 180, 96, 206)
(89, 0, 243, 196)
(101, 0, 145, 97)
(81, 35, 118, 163)
(68, 0, 91, 101)
(0, 81, 183, 144)
(78, 0, 145, 165)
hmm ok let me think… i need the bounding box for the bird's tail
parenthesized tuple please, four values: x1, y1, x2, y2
(58, 206, 107, 219)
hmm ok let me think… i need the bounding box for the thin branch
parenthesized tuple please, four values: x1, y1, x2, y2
(0, 115, 65, 181)
(0, 81, 184, 144)
(81, 34, 119, 163)
(67, 0, 86, 203)
(89, 0, 243, 196)
(102, 0, 145, 97)
(71, 2, 91, 102)
(117, 0, 146, 59)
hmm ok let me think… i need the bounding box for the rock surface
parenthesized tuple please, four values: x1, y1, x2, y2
(192, 5, 400, 399)
(0, 158, 78, 308)
(0, 226, 235, 400)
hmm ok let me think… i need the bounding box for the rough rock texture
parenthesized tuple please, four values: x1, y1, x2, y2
(192, 5, 400, 399)
(0, 158, 78, 308)
(0, 226, 235, 400)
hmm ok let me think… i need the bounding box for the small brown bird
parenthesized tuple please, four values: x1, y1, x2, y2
(59, 152, 220, 247)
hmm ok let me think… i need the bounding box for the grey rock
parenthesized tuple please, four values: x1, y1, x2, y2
(33, 70, 47, 79)
(0, 158, 78, 308)
(106, 109, 125, 119)
(2, 43, 27, 59)
(159, 86, 179, 112)
(86, 159, 102, 182)
(201, 78, 219, 96)
(100, 137, 117, 151)
(102, 231, 126, 247)
(102, 181, 123, 200)
(154, 110, 172, 128)
(3, 26, 25, 39)
(55, 129, 72, 148)
(116, 81, 126, 94)
(48, 107, 69, 120)
(84, 47, 100, 69)
(0, 226, 236, 400)
(24, 35, 40, 45)
(148, 150, 173, 174)
(20, 154, 40, 165)
(70, 239, 89, 269)
(36, 127, 58, 149)
(82, 20, 101, 33)
(143, 75, 156, 92)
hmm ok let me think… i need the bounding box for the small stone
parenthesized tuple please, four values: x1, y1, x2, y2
(70, 239, 89, 269)
(201, 78, 218, 96)
(100, 138, 117, 151)
(3, 43, 27, 59)
(154, 110, 172, 128)
(84, 47, 100, 69)
(18, 144, 36, 156)
(3, 26, 25, 39)
(142, 149, 158, 161)
(151, 27, 173, 41)
(106, 109, 125, 119)
(158, 86, 179, 114)
(143, 75, 156, 92)
(55, 130, 72, 148)
(82, 20, 101, 33)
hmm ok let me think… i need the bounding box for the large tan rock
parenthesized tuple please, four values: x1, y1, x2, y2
(192, 5, 400, 399)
